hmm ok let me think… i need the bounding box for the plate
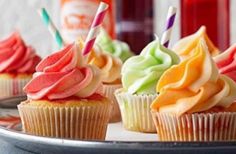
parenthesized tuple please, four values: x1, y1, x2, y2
(0, 95, 27, 108)
(1, 104, 236, 153)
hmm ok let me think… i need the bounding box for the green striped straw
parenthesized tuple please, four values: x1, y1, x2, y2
(38, 8, 64, 48)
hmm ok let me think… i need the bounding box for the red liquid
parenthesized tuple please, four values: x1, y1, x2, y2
(181, 0, 230, 51)
(116, 0, 154, 54)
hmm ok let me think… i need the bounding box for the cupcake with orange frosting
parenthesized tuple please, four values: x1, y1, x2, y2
(151, 39, 236, 141)
(173, 26, 219, 60)
(0, 32, 41, 98)
(18, 43, 112, 140)
(115, 38, 179, 133)
(88, 45, 122, 122)
(214, 44, 236, 82)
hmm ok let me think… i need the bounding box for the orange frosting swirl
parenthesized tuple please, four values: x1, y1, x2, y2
(24, 43, 103, 100)
(88, 45, 122, 84)
(151, 39, 236, 116)
(0, 32, 41, 73)
(173, 26, 219, 60)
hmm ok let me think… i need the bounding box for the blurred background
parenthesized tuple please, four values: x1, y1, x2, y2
(0, 0, 235, 57)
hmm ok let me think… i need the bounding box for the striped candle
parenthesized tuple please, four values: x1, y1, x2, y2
(161, 6, 177, 48)
(82, 2, 109, 56)
(38, 8, 64, 48)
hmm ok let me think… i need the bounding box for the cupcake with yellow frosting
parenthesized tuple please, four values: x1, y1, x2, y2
(0, 32, 41, 98)
(88, 45, 122, 122)
(173, 26, 219, 60)
(18, 43, 112, 140)
(115, 38, 180, 133)
(151, 39, 236, 141)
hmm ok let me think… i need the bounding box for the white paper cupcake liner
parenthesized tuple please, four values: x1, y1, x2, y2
(0, 77, 31, 98)
(152, 111, 236, 141)
(103, 84, 122, 122)
(115, 89, 157, 133)
(18, 101, 112, 140)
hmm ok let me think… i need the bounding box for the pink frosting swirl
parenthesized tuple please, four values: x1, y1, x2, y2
(214, 44, 236, 82)
(24, 43, 103, 100)
(0, 32, 41, 73)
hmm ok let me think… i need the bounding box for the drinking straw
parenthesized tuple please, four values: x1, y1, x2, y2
(38, 8, 64, 48)
(161, 6, 177, 48)
(82, 2, 109, 56)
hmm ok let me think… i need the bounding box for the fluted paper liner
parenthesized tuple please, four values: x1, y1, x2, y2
(103, 84, 122, 122)
(0, 77, 30, 97)
(115, 89, 157, 133)
(18, 102, 111, 140)
(152, 111, 236, 141)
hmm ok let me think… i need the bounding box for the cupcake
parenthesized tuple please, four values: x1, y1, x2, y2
(18, 43, 112, 140)
(151, 39, 236, 141)
(173, 26, 219, 60)
(115, 38, 180, 133)
(88, 45, 122, 122)
(214, 44, 236, 81)
(0, 32, 41, 98)
(96, 29, 134, 62)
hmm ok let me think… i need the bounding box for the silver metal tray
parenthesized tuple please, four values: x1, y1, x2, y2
(0, 99, 236, 154)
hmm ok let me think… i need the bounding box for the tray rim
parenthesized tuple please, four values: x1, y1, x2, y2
(1, 126, 236, 150)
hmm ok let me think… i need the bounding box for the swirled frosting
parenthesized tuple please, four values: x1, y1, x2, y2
(24, 43, 103, 100)
(214, 44, 236, 82)
(151, 39, 236, 116)
(122, 38, 180, 94)
(88, 45, 122, 84)
(0, 32, 41, 73)
(96, 29, 134, 62)
(173, 26, 219, 60)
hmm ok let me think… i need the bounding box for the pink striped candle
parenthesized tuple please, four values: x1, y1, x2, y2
(82, 2, 109, 56)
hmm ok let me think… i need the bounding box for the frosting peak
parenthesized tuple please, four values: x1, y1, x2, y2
(173, 26, 219, 60)
(96, 29, 134, 62)
(214, 44, 236, 82)
(122, 38, 180, 94)
(151, 39, 236, 116)
(0, 32, 41, 73)
(24, 43, 103, 100)
(88, 45, 122, 84)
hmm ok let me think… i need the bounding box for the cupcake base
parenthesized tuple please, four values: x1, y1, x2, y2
(152, 111, 236, 141)
(0, 73, 32, 98)
(115, 89, 157, 133)
(18, 97, 112, 140)
(103, 84, 122, 123)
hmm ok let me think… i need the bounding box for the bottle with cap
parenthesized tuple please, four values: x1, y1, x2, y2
(60, 0, 115, 44)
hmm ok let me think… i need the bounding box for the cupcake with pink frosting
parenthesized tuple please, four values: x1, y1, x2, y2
(18, 42, 112, 140)
(0, 32, 41, 98)
(214, 44, 236, 82)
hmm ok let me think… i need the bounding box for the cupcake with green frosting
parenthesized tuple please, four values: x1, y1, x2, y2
(96, 29, 134, 62)
(115, 37, 180, 133)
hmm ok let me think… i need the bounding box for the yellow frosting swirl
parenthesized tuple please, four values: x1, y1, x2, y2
(173, 26, 219, 60)
(88, 45, 122, 84)
(151, 39, 236, 116)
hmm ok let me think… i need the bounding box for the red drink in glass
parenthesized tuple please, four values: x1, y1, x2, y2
(181, 0, 230, 51)
(116, 0, 154, 54)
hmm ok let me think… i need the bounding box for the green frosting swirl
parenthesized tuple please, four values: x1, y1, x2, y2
(96, 30, 134, 62)
(122, 39, 180, 94)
